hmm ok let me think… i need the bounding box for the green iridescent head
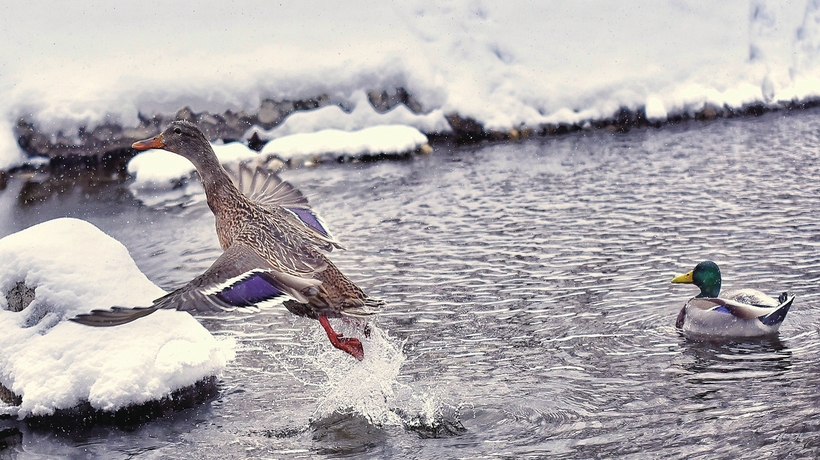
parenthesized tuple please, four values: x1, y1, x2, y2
(672, 260, 721, 298)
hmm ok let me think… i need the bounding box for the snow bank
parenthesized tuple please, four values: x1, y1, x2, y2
(2, 1, 819, 169)
(0, 218, 234, 418)
(247, 91, 449, 140)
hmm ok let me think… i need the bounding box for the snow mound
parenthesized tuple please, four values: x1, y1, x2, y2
(260, 125, 429, 163)
(0, 218, 235, 419)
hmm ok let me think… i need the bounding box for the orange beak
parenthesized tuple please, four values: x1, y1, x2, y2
(132, 134, 165, 151)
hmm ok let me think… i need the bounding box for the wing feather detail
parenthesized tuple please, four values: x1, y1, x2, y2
(225, 163, 342, 250)
(70, 243, 324, 326)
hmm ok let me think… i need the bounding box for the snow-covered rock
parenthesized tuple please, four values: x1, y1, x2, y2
(0, 218, 235, 419)
(259, 125, 430, 164)
(128, 141, 259, 189)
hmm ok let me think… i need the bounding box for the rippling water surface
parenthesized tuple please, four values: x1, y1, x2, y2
(3, 110, 820, 458)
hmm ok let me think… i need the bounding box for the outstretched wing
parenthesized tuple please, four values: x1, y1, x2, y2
(70, 243, 324, 327)
(226, 163, 342, 250)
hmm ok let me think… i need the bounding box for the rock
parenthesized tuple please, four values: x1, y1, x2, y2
(6, 281, 35, 312)
(257, 100, 287, 126)
(222, 109, 254, 134)
(695, 104, 721, 120)
(1, 376, 218, 427)
(247, 132, 266, 152)
(175, 107, 196, 122)
(446, 113, 485, 143)
(540, 123, 579, 136)
(0, 383, 21, 405)
(743, 103, 767, 117)
(368, 88, 424, 114)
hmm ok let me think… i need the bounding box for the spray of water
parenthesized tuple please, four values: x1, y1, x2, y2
(272, 317, 464, 435)
(308, 319, 406, 426)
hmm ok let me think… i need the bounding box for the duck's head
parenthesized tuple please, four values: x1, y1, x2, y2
(132, 121, 214, 164)
(672, 260, 721, 298)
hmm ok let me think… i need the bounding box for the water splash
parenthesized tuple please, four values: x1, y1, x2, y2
(295, 318, 465, 436)
(309, 320, 406, 426)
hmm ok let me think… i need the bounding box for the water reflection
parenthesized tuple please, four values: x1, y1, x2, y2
(677, 336, 793, 383)
(15, 167, 127, 207)
(2, 110, 820, 457)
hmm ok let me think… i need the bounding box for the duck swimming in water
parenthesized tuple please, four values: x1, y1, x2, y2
(71, 121, 382, 360)
(671, 260, 794, 337)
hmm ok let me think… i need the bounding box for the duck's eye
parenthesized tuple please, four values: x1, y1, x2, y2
(173, 127, 182, 134)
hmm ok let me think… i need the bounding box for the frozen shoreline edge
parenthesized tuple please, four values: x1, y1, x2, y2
(5, 95, 819, 179)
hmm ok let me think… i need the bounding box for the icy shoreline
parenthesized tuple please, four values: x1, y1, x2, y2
(4, 1, 820, 175)
(9, 93, 816, 173)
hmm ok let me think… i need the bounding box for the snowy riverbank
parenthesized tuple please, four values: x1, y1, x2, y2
(2, 1, 819, 170)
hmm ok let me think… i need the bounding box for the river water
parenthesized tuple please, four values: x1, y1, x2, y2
(2, 109, 820, 458)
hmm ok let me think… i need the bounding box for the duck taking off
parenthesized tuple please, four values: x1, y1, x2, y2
(71, 121, 382, 360)
(671, 261, 794, 338)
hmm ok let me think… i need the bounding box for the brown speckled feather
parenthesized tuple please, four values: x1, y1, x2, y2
(72, 121, 382, 327)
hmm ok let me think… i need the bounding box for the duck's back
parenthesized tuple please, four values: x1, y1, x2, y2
(721, 288, 778, 307)
(232, 207, 329, 275)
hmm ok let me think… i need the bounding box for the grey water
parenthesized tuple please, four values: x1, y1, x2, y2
(2, 109, 820, 458)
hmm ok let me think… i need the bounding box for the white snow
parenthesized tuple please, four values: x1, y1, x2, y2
(0, 125, 24, 171)
(260, 125, 429, 161)
(0, 218, 235, 418)
(127, 150, 197, 187)
(1, 1, 819, 170)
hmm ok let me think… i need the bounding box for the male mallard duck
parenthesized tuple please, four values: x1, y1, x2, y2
(71, 121, 382, 360)
(671, 260, 794, 337)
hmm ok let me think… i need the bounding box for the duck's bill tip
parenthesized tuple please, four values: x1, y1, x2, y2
(672, 270, 694, 284)
(132, 134, 165, 151)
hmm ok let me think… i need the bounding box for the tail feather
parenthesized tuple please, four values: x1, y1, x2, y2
(342, 298, 384, 318)
(283, 297, 383, 320)
(69, 305, 161, 327)
(758, 295, 794, 327)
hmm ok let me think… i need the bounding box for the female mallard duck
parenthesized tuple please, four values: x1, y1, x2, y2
(71, 121, 382, 360)
(671, 261, 794, 337)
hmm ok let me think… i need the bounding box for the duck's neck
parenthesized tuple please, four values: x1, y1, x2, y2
(697, 279, 721, 298)
(194, 156, 243, 214)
